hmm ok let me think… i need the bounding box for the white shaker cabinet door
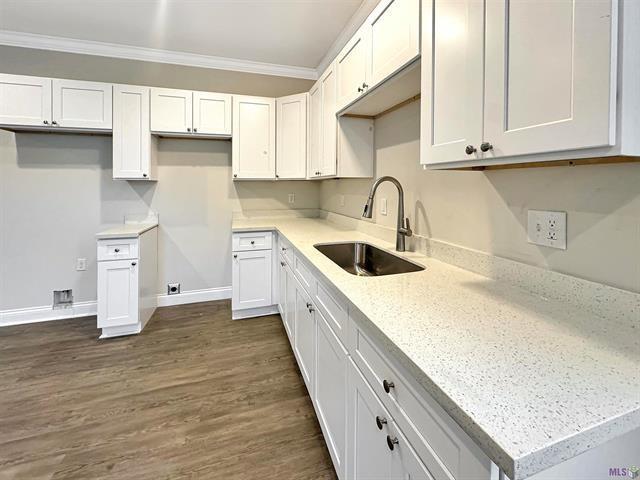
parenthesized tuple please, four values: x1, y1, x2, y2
(113, 84, 153, 180)
(232, 249, 273, 311)
(420, 0, 485, 166)
(97, 259, 139, 328)
(193, 91, 232, 136)
(232, 95, 276, 179)
(320, 64, 338, 178)
(293, 279, 315, 395)
(284, 263, 296, 342)
(276, 93, 307, 179)
(367, 0, 420, 86)
(0, 74, 52, 127)
(307, 80, 323, 178)
(150, 87, 193, 134)
(483, 0, 617, 158)
(335, 25, 369, 111)
(315, 310, 348, 479)
(52, 79, 112, 130)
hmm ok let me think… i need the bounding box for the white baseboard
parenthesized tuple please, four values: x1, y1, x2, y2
(0, 301, 98, 327)
(232, 305, 279, 320)
(0, 286, 232, 327)
(156, 286, 232, 307)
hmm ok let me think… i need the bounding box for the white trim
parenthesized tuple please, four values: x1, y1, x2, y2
(0, 301, 97, 327)
(156, 286, 232, 307)
(232, 305, 279, 320)
(316, 0, 379, 74)
(0, 286, 233, 327)
(0, 30, 318, 80)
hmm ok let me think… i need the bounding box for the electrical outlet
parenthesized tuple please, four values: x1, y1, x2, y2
(380, 198, 388, 216)
(339, 194, 345, 207)
(76, 258, 87, 271)
(288, 193, 295, 204)
(527, 210, 567, 249)
(168, 283, 180, 295)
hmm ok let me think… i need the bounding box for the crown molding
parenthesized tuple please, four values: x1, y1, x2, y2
(0, 30, 318, 80)
(316, 0, 378, 74)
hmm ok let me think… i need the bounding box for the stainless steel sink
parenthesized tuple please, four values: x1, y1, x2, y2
(314, 242, 424, 277)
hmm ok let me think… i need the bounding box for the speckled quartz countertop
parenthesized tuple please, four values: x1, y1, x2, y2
(96, 222, 158, 239)
(232, 217, 640, 480)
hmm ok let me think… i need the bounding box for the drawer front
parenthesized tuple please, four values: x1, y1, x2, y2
(314, 279, 349, 345)
(232, 231, 273, 251)
(293, 252, 315, 295)
(278, 235, 294, 265)
(348, 310, 492, 480)
(97, 239, 139, 261)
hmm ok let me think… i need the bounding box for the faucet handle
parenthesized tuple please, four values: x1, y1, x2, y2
(403, 218, 413, 237)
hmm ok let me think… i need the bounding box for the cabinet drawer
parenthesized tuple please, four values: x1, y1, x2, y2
(97, 239, 139, 261)
(278, 235, 294, 265)
(293, 252, 315, 294)
(314, 279, 348, 345)
(232, 231, 273, 251)
(348, 310, 492, 480)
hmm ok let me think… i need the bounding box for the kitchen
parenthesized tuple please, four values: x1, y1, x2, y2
(0, 0, 638, 479)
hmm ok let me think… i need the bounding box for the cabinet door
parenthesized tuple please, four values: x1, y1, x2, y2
(335, 25, 370, 111)
(278, 257, 287, 317)
(420, 0, 484, 166)
(284, 264, 296, 342)
(390, 422, 434, 480)
(315, 310, 348, 478)
(232, 250, 273, 311)
(150, 88, 193, 134)
(484, 0, 616, 158)
(232, 95, 276, 179)
(307, 80, 323, 178)
(0, 74, 51, 127)
(368, 0, 420, 86)
(276, 93, 307, 179)
(347, 359, 394, 479)
(52, 79, 112, 130)
(113, 84, 153, 180)
(97, 259, 139, 328)
(193, 91, 232, 136)
(320, 64, 338, 177)
(293, 280, 315, 394)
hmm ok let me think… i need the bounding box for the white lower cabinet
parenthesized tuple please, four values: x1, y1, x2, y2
(97, 227, 158, 339)
(293, 277, 316, 394)
(315, 309, 348, 478)
(231, 249, 273, 313)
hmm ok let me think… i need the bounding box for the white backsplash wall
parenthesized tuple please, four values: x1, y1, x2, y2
(320, 100, 640, 293)
(0, 131, 319, 311)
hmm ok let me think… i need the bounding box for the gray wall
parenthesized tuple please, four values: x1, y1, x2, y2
(321, 101, 640, 293)
(0, 47, 318, 310)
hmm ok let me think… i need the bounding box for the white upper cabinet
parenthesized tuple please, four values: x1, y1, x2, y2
(367, 0, 420, 86)
(308, 81, 323, 179)
(113, 84, 156, 181)
(420, 0, 485, 165)
(320, 64, 338, 177)
(150, 88, 193, 134)
(52, 79, 112, 130)
(0, 74, 52, 127)
(193, 91, 232, 136)
(336, 25, 370, 111)
(483, 0, 616, 158)
(276, 93, 307, 179)
(232, 95, 276, 179)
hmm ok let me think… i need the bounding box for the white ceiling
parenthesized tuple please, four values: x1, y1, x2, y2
(0, 0, 369, 78)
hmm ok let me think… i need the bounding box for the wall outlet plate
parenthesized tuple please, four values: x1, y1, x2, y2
(76, 258, 87, 271)
(288, 193, 295, 204)
(168, 283, 181, 295)
(339, 194, 345, 207)
(380, 198, 388, 216)
(527, 210, 567, 250)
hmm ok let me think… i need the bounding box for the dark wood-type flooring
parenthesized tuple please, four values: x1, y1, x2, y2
(0, 300, 336, 480)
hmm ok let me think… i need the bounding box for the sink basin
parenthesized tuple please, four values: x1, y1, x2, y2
(314, 242, 424, 277)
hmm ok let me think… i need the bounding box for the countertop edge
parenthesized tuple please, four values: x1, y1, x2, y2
(232, 221, 640, 480)
(96, 223, 158, 240)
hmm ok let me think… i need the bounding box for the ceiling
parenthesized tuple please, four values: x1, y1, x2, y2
(0, 0, 367, 78)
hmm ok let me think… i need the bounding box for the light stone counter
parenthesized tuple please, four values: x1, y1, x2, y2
(232, 216, 640, 480)
(96, 222, 158, 239)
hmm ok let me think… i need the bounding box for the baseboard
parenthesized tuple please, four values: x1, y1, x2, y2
(0, 286, 232, 327)
(156, 286, 232, 307)
(232, 305, 279, 320)
(0, 301, 97, 327)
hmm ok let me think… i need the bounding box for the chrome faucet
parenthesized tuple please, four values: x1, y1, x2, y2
(362, 176, 412, 252)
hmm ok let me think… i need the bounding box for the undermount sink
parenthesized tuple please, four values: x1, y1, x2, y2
(314, 242, 424, 277)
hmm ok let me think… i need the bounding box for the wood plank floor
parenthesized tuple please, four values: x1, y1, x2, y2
(0, 300, 337, 480)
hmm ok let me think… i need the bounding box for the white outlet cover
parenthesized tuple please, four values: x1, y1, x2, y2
(76, 258, 87, 271)
(380, 198, 388, 216)
(288, 193, 295, 204)
(527, 210, 567, 250)
(339, 194, 345, 207)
